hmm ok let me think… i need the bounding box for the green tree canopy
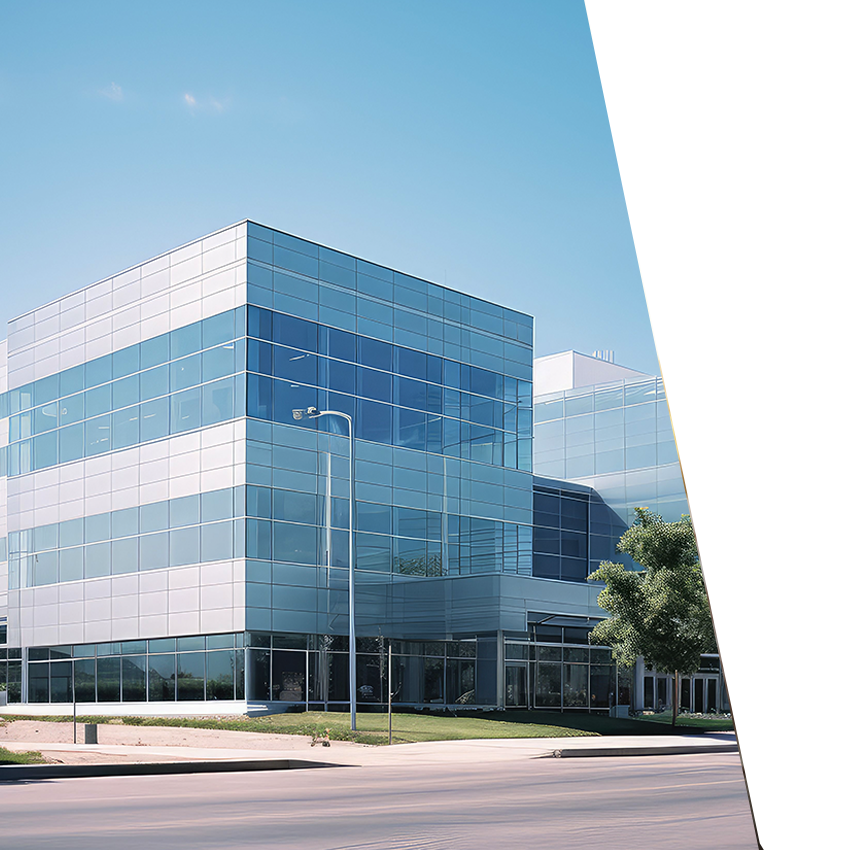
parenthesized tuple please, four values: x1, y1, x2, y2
(588, 508, 717, 691)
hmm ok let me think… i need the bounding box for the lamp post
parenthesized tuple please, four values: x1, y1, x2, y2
(293, 406, 357, 731)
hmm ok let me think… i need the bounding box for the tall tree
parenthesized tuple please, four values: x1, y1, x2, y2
(587, 508, 717, 726)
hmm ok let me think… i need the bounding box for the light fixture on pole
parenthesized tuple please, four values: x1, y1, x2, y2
(293, 406, 357, 731)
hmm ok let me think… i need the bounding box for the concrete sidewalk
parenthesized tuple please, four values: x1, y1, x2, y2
(1, 731, 738, 779)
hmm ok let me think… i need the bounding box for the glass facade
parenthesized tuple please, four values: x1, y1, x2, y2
(2, 309, 245, 476)
(534, 374, 689, 573)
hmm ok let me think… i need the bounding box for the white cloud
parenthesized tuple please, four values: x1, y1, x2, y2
(183, 92, 231, 114)
(100, 82, 123, 102)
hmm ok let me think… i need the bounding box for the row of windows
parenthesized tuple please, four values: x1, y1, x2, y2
(9, 341, 242, 444)
(536, 443, 680, 480)
(12, 520, 243, 588)
(507, 662, 620, 710)
(246, 485, 444, 541)
(248, 338, 531, 434)
(6, 375, 243, 477)
(533, 378, 666, 423)
(245, 222, 533, 338)
(29, 634, 243, 659)
(27, 650, 245, 703)
(247, 306, 532, 403)
(246, 374, 532, 470)
(10, 488, 242, 558)
(5, 308, 243, 416)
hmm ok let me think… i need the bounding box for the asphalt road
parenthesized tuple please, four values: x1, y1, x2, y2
(0, 753, 759, 850)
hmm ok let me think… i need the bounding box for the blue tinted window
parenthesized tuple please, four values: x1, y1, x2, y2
(426, 355, 443, 384)
(247, 236, 274, 263)
(357, 274, 394, 303)
(326, 327, 356, 361)
(170, 494, 200, 527)
(140, 397, 169, 442)
(203, 343, 236, 382)
(112, 345, 140, 380)
(395, 347, 427, 380)
(171, 322, 203, 359)
(444, 359, 460, 389)
(32, 402, 58, 435)
(356, 399, 392, 443)
(171, 387, 202, 433)
(319, 262, 356, 289)
(357, 367, 391, 403)
(33, 431, 58, 470)
(140, 334, 170, 369)
(426, 414, 443, 454)
(471, 367, 503, 400)
(140, 501, 169, 533)
(85, 415, 111, 456)
(247, 339, 274, 375)
(85, 354, 112, 388)
(357, 336, 392, 371)
(356, 533, 392, 572)
(170, 527, 200, 566)
(202, 488, 234, 522)
(327, 360, 355, 395)
(273, 380, 318, 426)
(85, 384, 111, 418)
(272, 489, 316, 524)
(140, 364, 169, 401)
(59, 423, 85, 464)
(84, 542, 111, 578)
(203, 311, 235, 348)
(85, 512, 111, 543)
(246, 373, 271, 420)
(272, 521, 317, 565)
(273, 246, 319, 278)
(248, 305, 273, 341)
(112, 374, 139, 409)
(112, 507, 139, 538)
(60, 365, 85, 398)
(33, 374, 59, 406)
(394, 407, 427, 451)
(203, 377, 235, 426)
(274, 346, 318, 384)
(273, 312, 317, 351)
(394, 376, 428, 411)
(356, 502, 391, 535)
(202, 521, 233, 561)
(112, 406, 140, 449)
(245, 485, 272, 519)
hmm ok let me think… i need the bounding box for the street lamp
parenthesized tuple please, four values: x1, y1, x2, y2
(292, 406, 357, 731)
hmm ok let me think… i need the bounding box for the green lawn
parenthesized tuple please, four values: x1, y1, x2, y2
(0, 708, 733, 744)
(633, 711, 735, 732)
(0, 746, 46, 765)
(0, 711, 597, 745)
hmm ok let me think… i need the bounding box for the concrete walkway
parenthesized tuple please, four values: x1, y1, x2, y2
(1, 725, 738, 776)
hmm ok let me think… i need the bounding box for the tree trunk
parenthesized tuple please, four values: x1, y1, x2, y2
(672, 671, 679, 727)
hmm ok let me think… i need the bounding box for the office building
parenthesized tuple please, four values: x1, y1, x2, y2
(1, 221, 629, 713)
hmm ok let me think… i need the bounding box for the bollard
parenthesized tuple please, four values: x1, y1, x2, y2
(84, 724, 98, 744)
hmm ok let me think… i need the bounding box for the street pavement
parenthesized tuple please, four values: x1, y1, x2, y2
(0, 751, 758, 850)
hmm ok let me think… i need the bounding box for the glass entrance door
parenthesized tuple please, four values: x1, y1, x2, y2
(707, 678, 717, 713)
(505, 663, 528, 708)
(694, 678, 705, 713)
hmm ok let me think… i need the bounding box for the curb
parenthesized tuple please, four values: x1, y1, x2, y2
(550, 743, 739, 759)
(0, 757, 343, 781)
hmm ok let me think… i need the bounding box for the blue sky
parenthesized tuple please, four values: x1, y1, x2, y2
(0, 1, 659, 375)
